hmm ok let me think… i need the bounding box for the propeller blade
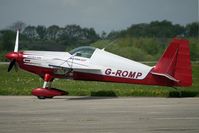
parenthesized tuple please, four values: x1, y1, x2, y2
(7, 30, 20, 72)
(8, 59, 16, 72)
(14, 30, 19, 52)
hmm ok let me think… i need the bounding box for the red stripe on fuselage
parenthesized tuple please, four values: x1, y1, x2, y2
(73, 71, 177, 87)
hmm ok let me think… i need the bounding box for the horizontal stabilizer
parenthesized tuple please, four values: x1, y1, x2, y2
(151, 72, 179, 82)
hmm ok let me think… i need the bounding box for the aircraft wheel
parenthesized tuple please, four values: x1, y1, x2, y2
(37, 96, 54, 99)
(37, 96, 46, 99)
(45, 96, 53, 99)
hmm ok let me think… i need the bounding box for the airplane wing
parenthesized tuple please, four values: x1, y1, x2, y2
(48, 58, 102, 72)
(49, 64, 101, 71)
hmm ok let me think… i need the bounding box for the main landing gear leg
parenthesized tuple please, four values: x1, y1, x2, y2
(32, 73, 68, 99)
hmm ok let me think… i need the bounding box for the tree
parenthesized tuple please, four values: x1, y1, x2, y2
(23, 26, 38, 40)
(107, 31, 120, 39)
(173, 24, 185, 37)
(101, 31, 107, 39)
(186, 22, 199, 37)
(46, 25, 60, 40)
(83, 28, 99, 42)
(148, 20, 174, 37)
(9, 21, 26, 32)
(1, 30, 15, 51)
(111, 20, 186, 38)
(36, 25, 47, 40)
(60, 25, 99, 45)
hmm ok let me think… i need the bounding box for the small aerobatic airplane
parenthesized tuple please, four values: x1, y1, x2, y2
(5, 30, 192, 99)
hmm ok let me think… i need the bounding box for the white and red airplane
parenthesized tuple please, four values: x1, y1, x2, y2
(5, 30, 192, 99)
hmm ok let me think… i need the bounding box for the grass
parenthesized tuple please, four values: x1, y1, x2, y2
(0, 63, 199, 97)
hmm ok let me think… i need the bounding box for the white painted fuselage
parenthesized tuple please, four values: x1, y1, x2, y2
(22, 47, 152, 80)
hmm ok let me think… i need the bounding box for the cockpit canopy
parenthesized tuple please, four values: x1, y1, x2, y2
(69, 46, 96, 58)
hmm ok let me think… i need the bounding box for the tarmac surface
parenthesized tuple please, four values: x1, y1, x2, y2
(0, 96, 199, 133)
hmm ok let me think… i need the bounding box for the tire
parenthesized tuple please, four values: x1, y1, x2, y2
(37, 96, 46, 99)
(46, 96, 53, 99)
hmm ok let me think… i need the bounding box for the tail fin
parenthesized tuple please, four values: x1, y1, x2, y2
(152, 38, 192, 87)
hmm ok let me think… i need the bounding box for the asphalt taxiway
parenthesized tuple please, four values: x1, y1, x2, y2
(0, 96, 199, 133)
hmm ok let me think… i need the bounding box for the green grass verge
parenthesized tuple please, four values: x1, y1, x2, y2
(0, 64, 199, 97)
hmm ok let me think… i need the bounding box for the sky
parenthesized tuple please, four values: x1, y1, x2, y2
(0, 0, 198, 33)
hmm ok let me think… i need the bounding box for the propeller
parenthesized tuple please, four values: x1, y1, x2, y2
(6, 30, 19, 72)
(8, 59, 18, 72)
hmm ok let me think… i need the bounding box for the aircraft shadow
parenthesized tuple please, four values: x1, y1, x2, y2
(52, 96, 117, 100)
(53, 90, 118, 100)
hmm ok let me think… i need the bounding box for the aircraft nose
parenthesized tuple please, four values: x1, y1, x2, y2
(5, 52, 19, 60)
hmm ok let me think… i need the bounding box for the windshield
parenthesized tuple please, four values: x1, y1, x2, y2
(69, 46, 96, 58)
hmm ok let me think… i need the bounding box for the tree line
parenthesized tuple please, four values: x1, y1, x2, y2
(0, 22, 100, 52)
(107, 20, 198, 39)
(0, 20, 198, 61)
(23, 24, 99, 43)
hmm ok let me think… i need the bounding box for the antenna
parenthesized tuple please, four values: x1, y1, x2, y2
(102, 39, 119, 51)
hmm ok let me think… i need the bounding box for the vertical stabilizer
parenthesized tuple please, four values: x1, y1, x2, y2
(152, 38, 192, 86)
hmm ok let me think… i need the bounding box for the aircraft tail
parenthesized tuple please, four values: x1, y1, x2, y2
(151, 38, 192, 87)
